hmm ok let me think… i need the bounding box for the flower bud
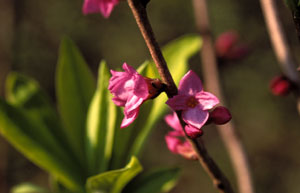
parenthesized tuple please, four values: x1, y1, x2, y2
(270, 75, 292, 96)
(215, 31, 249, 61)
(209, 106, 232, 125)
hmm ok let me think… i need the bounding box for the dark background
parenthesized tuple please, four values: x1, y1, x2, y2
(0, 0, 300, 192)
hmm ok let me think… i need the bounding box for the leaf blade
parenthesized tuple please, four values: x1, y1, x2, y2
(86, 156, 143, 193)
(56, 37, 96, 163)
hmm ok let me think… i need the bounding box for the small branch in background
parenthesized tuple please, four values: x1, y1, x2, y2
(260, 0, 300, 115)
(192, 1, 255, 193)
(127, 1, 235, 192)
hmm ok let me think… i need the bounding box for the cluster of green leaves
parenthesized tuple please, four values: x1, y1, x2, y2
(0, 34, 201, 193)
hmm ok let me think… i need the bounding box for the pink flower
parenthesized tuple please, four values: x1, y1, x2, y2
(166, 71, 219, 129)
(164, 113, 199, 160)
(82, 0, 119, 18)
(109, 63, 149, 128)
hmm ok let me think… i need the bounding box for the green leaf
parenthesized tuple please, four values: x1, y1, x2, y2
(11, 183, 50, 193)
(0, 100, 85, 191)
(129, 34, 202, 156)
(56, 36, 96, 164)
(5, 73, 77, 164)
(86, 61, 117, 175)
(124, 167, 180, 193)
(86, 156, 143, 193)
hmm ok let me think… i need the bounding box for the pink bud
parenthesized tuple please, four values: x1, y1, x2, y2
(270, 75, 292, 96)
(215, 31, 249, 61)
(209, 106, 232, 125)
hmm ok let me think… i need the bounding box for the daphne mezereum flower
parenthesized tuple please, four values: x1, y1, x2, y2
(164, 113, 200, 160)
(82, 0, 119, 18)
(166, 70, 219, 129)
(108, 63, 148, 128)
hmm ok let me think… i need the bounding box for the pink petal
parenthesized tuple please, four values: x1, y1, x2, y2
(124, 95, 144, 114)
(99, 0, 118, 18)
(182, 107, 209, 129)
(185, 125, 203, 138)
(164, 112, 183, 132)
(166, 95, 190, 110)
(120, 108, 139, 128)
(177, 141, 198, 160)
(112, 97, 126, 106)
(122, 62, 137, 75)
(82, 0, 119, 18)
(82, 0, 101, 15)
(178, 71, 203, 95)
(168, 130, 184, 137)
(165, 135, 181, 153)
(133, 75, 148, 99)
(195, 91, 219, 110)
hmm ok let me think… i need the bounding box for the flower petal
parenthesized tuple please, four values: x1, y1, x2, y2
(182, 107, 209, 129)
(122, 62, 137, 74)
(124, 95, 144, 114)
(165, 134, 181, 153)
(178, 70, 203, 95)
(120, 108, 139, 128)
(185, 125, 203, 138)
(133, 75, 148, 99)
(177, 141, 198, 160)
(166, 95, 190, 111)
(99, 0, 119, 18)
(195, 91, 219, 110)
(164, 112, 183, 132)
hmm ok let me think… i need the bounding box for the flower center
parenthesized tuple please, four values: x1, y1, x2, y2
(186, 96, 199, 108)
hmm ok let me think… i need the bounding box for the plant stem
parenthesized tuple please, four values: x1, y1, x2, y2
(192, 1, 255, 193)
(127, 0, 177, 98)
(260, 0, 300, 115)
(128, 0, 235, 192)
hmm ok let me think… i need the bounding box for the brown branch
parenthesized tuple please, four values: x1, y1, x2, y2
(127, 0, 177, 98)
(127, 1, 235, 192)
(192, 1, 255, 193)
(260, 0, 300, 115)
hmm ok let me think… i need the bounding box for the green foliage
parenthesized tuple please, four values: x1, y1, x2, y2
(86, 157, 142, 193)
(11, 183, 50, 193)
(85, 61, 117, 175)
(0, 35, 201, 193)
(56, 36, 96, 164)
(124, 167, 180, 193)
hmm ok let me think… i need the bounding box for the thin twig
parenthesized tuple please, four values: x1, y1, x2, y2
(192, 1, 255, 193)
(260, 0, 300, 115)
(127, 0, 177, 98)
(127, 0, 235, 192)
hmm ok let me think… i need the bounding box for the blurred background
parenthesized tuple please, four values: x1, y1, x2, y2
(1, 0, 300, 192)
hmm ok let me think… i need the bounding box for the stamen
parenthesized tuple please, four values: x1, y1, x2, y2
(186, 96, 199, 108)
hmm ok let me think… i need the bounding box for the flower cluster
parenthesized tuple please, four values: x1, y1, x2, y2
(164, 71, 231, 159)
(82, 0, 119, 18)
